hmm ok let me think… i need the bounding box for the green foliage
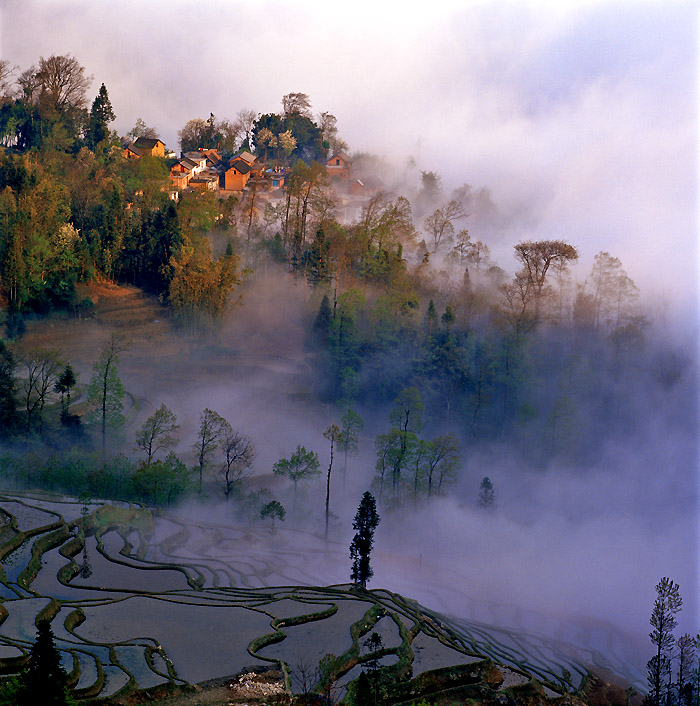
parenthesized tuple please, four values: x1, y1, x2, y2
(273, 445, 320, 507)
(54, 364, 77, 414)
(260, 499, 285, 529)
(350, 491, 380, 588)
(85, 83, 115, 151)
(312, 294, 333, 347)
(136, 403, 180, 464)
(131, 453, 190, 508)
(15, 619, 75, 706)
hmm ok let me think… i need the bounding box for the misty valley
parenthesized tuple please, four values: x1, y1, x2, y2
(0, 53, 695, 706)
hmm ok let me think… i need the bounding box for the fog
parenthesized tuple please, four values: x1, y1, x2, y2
(1, 0, 698, 683)
(92, 262, 697, 683)
(1, 1, 696, 292)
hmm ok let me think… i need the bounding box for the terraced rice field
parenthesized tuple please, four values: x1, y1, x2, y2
(0, 493, 645, 701)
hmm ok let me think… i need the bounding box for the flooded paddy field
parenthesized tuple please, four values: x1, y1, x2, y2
(0, 493, 644, 701)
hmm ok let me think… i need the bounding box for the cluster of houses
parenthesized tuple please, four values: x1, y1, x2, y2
(121, 137, 383, 222)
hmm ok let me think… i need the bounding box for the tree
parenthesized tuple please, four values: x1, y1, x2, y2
(424, 433, 460, 497)
(219, 428, 255, 500)
(135, 403, 179, 464)
(126, 117, 159, 141)
(477, 476, 496, 510)
(386, 387, 424, 494)
(364, 631, 384, 705)
(132, 452, 189, 508)
(178, 117, 208, 152)
(272, 444, 320, 509)
(16, 347, 62, 436)
(282, 92, 313, 119)
(85, 83, 115, 150)
(587, 251, 639, 330)
(0, 341, 18, 437)
(323, 423, 340, 540)
(424, 199, 466, 253)
(648, 577, 683, 706)
(167, 242, 243, 336)
(318, 111, 347, 154)
(16, 619, 73, 706)
(338, 408, 364, 487)
(260, 500, 285, 530)
(676, 634, 695, 706)
(193, 408, 228, 493)
(450, 229, 471, 265)
(513, 240, 578, 318)
(34, 54, 91, 112)
(312, 294, 333, 346)
(235, 107, 257, 148)
(86, 333, 128, 454)
(54, 364, 77, 415)
(350, 491, 380, 589)
(0, 60, 17, 102)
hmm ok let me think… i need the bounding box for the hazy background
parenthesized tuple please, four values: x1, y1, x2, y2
(0, 0, 696, 292)
(1, 0, 697, 673)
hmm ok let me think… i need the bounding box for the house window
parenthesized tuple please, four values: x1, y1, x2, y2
(335, 159, 340, 165)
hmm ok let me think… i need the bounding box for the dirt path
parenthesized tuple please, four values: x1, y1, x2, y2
(18, 277, 326, 469)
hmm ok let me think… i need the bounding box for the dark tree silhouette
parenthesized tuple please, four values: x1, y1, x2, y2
(477, 476, 496, 510)
(647, 577, 683, 706)
(350, 491, 380, 589)
(17, 619, 71, 705)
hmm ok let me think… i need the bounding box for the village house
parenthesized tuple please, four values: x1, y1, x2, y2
(132, 137, 166, 158)
(326, 151, 352, 182)
(222, 158, 252, 191)
(122, 143, 139, 160)
(182, 151, 209, 172)
(169, 171, 189, 191)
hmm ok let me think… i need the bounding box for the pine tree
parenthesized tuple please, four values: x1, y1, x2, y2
(648, 577, 683, 706)
(312, 294, 333, 346)
(17, 620, 72, 706)
(477, 476, 496, 510)
(350, 491, 380, 589)
(86, 83, 115, 150)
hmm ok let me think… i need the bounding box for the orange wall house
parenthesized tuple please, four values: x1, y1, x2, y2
(133, 137, 166, 158)
(223, 159, 251, 191)
(169, 172, 189, 190)
(326, 152, 352, 181)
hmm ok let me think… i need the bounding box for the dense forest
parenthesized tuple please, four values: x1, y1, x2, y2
(0, 54, 693, 503)
(0, 52, 696, 706)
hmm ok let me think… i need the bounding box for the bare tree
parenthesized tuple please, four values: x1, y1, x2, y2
(282, 92, 312, 119)
(16, 348, 62, 436)
(193, 408, 228, 493)
(235, 108, 257, 147)
(0, 60, 17, 101)
(424, 199, 467, 253)
(323, 423, 340, 540)
(34, 54, 92, 111)
(424, 433, 460, 497)
(136, 403, 179, 464)
(220, 428, 255, 499)
(86, 333, 129, 454)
